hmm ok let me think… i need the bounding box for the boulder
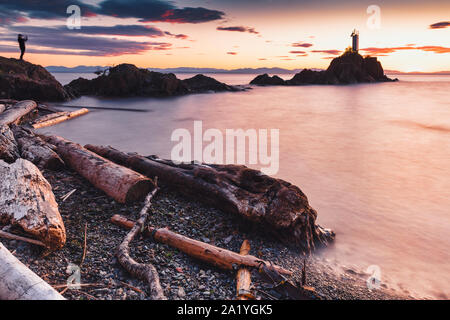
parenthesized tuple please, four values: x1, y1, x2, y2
(250, 74, 285, 86)
(0, 57, 73, 101)
(182, 74, 238, 92)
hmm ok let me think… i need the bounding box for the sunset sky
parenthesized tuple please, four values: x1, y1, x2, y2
(0, 0, 449, 72)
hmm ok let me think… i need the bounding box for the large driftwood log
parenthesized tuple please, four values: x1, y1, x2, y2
(87, 145, 335, 253)
(111, 214, 292, 276)
(0, 100, 37, 126)
(41, 135, 154, 203)
(32, 108, 88, 129)
(0, 159, 66, 250)
(11, 125, 65, 170)
(0, 242, 65, 300)
(117, 186, 166, 300)
(0, 125, 19, 163)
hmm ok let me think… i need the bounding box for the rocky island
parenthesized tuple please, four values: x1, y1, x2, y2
(65, 64, 242, 98)
(251, 51, 397, 86)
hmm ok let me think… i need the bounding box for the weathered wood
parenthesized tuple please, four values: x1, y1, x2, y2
(32, 108, 88, 129)
(111, 214, 292, 276)
(0, 242, 65, 300)
(0, 100, 37, 126)
(0, 125, 19, 163)
(0, 159, 66, 250)
(32, 111, 69, 125)
(0, 230, 46, 247)
(236, 240, 253, 300)
(87, 145, 335, 253)
(11, 125, 64, 170)
(0, 104, 5, 114)
(117, 187, 166, 300)
(41, 135, 154, 203)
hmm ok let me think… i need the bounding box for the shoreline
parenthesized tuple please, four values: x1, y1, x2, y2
(1, 167, 410, 300)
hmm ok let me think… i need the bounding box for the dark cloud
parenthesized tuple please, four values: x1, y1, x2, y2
(0, 0, 224, 24)
(151, 7, 225, 23)
(73, 25, 166, 37)
(292, 42, 313, 48)
(97, 1, 224, 23)
(311, 49, 341, 55)
(290, 50, 306, 54)
(0, 0, 96, 19)
(217, 26, 258, 34)
(164, 31, 188, 39)
(10, 24, 185, 39)
(2, 25, 172, 56)
(429, 21, 450, 29)
(0, 10, 28, 25)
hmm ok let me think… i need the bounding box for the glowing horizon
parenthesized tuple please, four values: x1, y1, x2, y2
(0, 0, 449, 72)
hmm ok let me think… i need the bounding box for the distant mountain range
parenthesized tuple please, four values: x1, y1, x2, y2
(46, 65, 107, 73)
(146, 67, 306, 74)
(45, 65, 450, 75)
(46, 65, 305, 74)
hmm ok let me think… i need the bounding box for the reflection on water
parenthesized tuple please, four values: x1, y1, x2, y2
(44, 73, 450, 299)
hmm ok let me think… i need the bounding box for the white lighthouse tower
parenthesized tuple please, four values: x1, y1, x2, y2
(351, 29, 359, 52)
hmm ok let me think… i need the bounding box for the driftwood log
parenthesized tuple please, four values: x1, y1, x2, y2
(11, 125, 64, 170)
(236, 240, 253, 300)
(0, 242, 65, 300)
(117, 186, 166, 300)
(0, 104, 5, 114)
(31, 111, 69, 126)
(0, 159, 66, 250)
(87, 145, 335, 253)
(41, 135, 154, 203)
(32, 108, 88, 129)
(111, 214, 292, 276)
(0, 100, 37, 126)
(0, 125, 19, 163)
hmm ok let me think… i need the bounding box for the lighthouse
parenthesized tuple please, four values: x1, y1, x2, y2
(351, 29, 359, 52)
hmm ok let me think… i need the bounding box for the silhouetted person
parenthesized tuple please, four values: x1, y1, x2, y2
(18, 34, 28, 60)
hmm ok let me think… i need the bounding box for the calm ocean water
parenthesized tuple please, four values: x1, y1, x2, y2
(48, 72, 450, 299)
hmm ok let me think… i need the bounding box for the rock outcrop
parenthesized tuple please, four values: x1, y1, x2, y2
(182, 74, 238, 92)
(66, 64, 241, 97)
(250, 74, 285, 86)
(0, 57, 73, 101)
(251, 51, 397, 86)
